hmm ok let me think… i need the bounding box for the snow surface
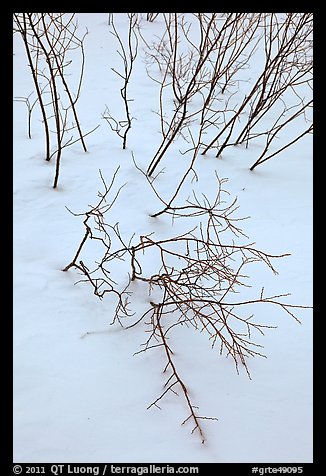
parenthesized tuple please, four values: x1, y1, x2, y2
(13, 13, 312, 463)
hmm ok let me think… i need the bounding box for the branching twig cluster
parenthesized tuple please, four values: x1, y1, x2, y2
(63, 168, 310, 443)
(143, 13, 262, 176)
(140, 13, 312, 175)
(103, 13, 138, 149)
(202, 13, 313, 169)
(13, 13, 98, 188)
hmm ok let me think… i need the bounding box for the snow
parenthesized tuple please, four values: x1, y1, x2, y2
(13, 13, 312, 463)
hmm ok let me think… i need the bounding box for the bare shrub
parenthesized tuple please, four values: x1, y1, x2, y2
(137, 13, 312, 174)
(13, 13, 98, 188)
(144, 13, 262, 177)
(63, 168, 310, 443)
(102, 14, 138, 149)
(201, 13, 313, 166)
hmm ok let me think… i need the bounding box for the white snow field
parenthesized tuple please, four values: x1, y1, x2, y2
(13, 13, 312, 463)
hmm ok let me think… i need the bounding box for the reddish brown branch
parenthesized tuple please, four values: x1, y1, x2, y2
(63, 168, 311, 443)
